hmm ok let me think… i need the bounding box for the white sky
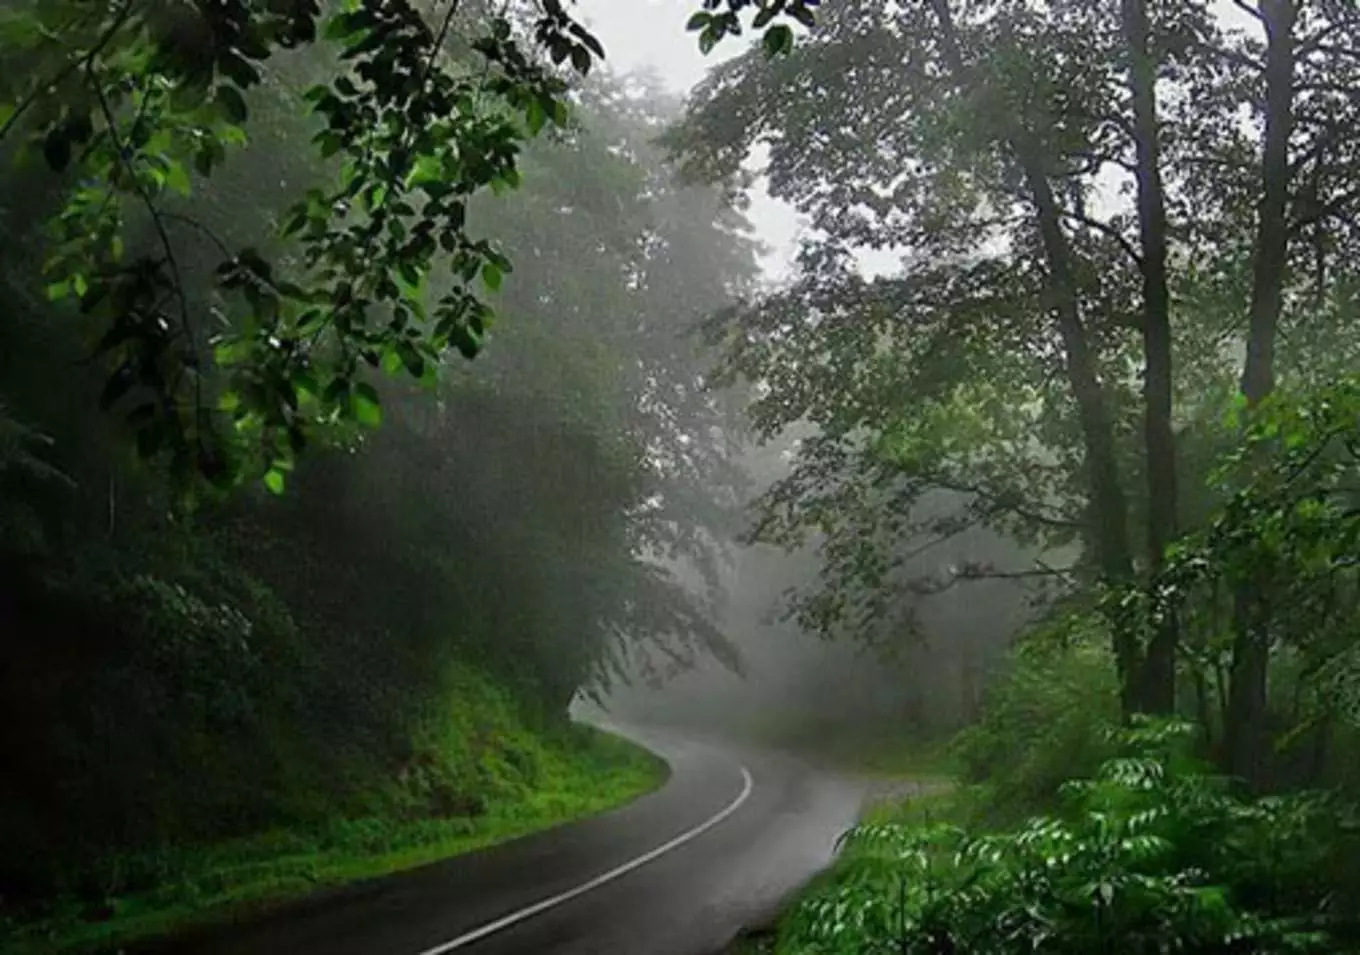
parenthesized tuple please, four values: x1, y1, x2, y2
(576, 0, 805, 280)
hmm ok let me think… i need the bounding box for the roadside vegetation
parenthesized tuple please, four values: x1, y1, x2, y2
(0, 0, 798, 949)
(4, 717, 663, 954)
(7, 0, 1360, 953)
(663, 0, 1360, 951)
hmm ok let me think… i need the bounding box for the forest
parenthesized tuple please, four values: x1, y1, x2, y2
(3, 0, 1360, 953)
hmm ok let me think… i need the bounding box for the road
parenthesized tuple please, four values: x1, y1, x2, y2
(133, 723, 865, 955)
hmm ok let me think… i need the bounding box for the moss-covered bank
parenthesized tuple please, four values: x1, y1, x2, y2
(1, 671, 667, 955)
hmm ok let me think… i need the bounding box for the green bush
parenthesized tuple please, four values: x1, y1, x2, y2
(950, 611, 1122, 821)
(783, 719, 1355, 954)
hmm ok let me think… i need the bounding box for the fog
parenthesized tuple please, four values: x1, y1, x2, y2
(604, 424, 1046, 743)
(8, 0, 1360, 945)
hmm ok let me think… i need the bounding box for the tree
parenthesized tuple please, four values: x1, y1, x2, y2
(666, 0, 1360, 726)
(0, 0, 807, 495)
(0, 57, 767, 902)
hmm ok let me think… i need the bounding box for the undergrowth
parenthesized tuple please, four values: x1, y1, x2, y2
(1, 706, 666, 955)
(769, 719, 1360, 954)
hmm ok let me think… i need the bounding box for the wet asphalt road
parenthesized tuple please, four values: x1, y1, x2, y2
(133, 723, 865, 955)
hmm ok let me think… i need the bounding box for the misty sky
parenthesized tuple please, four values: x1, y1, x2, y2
(576, 0, 804, 280)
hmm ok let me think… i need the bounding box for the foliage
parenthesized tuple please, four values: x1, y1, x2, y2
(950, 611, 1122, 820)
(0, 52, 756, 937)
(1136, 377, 1360, 780)
(0, 0, 817, 495)
(0, 403, 72, 556)
(665, 0, 1360, 716)
(2, 713, 664, 955)
(781, 720, 1356, 955)
(0, 0, 605, 491)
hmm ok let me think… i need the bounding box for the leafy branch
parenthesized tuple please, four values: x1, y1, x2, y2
(0, 0, 136, 143)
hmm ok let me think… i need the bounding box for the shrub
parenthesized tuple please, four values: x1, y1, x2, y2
(950, 610, 1122, 821)
(783, 719, 1355, 954)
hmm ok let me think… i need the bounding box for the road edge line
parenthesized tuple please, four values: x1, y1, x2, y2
(414, 763, 755, 954)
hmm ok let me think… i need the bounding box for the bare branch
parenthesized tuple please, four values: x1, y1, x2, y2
(160, 211, 233, 260)
(1061, 210, 1144, 267)
(1291, 181, 1360, 234)
(1190, 37, 1266, 73)
(916, 472, 1085, 530)
(892, 514, 983, 567)
(906, 562, 1080, 596)
(1312, 43, 1360, 64)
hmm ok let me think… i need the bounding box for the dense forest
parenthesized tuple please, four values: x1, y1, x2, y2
(5, 0, 1360, 952)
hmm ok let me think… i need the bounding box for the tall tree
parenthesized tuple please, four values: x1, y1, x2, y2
(668, 0, 1360, 725)
(1122, 0, 1179, 713)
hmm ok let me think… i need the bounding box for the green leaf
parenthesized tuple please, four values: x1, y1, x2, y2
(481, 262, 503, 292)
(218, 52, 261, 88)
(352, 381, 381, 427)
(281, 209, 308, 237)
(42, 128, 71, 171)
(99, 362, 135, 411)
(397, 341, 425, 377)
(263, 468, 286, 494)
(526, 98, 547, 136)
(216, 86, 248, 124)
(164, 161, 192, 197)
(763, 24, 794, 59)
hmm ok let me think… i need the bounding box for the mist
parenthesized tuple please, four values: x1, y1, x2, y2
(5, 1, 1360, 952)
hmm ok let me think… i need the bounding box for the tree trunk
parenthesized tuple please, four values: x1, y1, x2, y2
(1224, 0, 1296, 788)
(1122, 0, 1179, 715)
(926, 0, 1139, 710)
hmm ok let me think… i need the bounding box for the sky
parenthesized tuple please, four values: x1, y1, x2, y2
(575, 0, 806, 280)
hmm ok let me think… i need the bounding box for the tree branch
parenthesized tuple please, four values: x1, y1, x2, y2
(1190, 37, 1266, 74)
(906, 561, 1080, 595)
(161, 211, 233, 260)
(1290, 181, 1360, 234)
(90, 69, 203, 434)
(920, 473, 1086, 530)
(1061, 210, 1144, 266)
(0, 0, 136, 143)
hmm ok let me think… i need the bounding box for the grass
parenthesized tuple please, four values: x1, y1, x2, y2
(2, 723, 667, 955)
(727, 716, 958, 784)
(792, 730, 957, 782)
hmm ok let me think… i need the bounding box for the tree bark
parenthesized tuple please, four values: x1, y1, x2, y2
(926, 0, 1138, 710)
(1122, 0, 1179, 714)
(1225, 0, 1296, 788)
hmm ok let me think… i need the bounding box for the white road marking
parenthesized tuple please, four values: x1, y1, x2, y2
(413, 764, 756, 954)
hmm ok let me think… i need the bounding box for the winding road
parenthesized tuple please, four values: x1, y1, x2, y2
(134, 723, 865, 955)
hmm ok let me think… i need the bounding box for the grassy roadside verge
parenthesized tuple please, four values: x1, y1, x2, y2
(2, 724, 667, 955)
